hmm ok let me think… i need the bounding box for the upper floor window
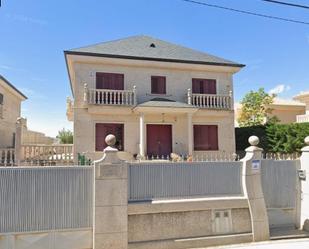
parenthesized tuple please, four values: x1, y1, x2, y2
(151, 76, 166, 94)
(96, 72, 124, 90)
(0, 93, 3, 105)
(192, 79, 216, 94)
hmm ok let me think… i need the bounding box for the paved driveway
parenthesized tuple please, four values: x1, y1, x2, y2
(204, 238, 309, 249)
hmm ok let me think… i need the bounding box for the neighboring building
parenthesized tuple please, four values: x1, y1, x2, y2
(65, 35, 244, 161)
(294, 91, 309, 123)
(0, 75, 27, 148)
(234, 98, 306, 127)
(18, 117, 56, 145)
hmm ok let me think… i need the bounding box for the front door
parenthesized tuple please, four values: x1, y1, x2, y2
(146, 124, 172, 158)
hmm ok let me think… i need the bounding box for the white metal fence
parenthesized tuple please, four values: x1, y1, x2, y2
(0, 166, 93, 233)
(128, 161, 243, 201)
(261, 159, 300, 228)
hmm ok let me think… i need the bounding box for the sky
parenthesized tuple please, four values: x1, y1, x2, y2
(1, 0, 309, 137)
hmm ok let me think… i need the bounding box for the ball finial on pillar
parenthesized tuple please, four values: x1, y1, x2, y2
(305, 136, 309, 145)
(105, 134, 116, 147)
(248, 136, 259, 146)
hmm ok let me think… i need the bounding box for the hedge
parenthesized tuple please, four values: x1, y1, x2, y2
(235, 123, 309, 154)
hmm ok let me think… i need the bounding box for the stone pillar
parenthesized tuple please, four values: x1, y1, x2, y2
(15, 117, 26, 164)
(187, 88, 192, 105)
(187, 113, 193, 155)
(93, 135, 128, 249)
(139, 113, 145, 158)
(241, 136, 269, 241)
(300, 136, 309, 231)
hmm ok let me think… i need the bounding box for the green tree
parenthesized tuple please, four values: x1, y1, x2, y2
(57, 128, 73, 144)
(238, 88, 277, 127)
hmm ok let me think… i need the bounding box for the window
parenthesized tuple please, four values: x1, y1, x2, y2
(193, 125, 218, 151)
(0, 93, 3, 105)
(151, 76, 166, 94)
(96, 72, 124, 90)
(192, 79, 216, 94)
(95, 123, 124, 151)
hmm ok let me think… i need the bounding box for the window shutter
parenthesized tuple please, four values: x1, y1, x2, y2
(95, 123, 124, 151)
(96, 73, 124, 90)
(193, 125, 218, 151)
(151, 76, 166, 94)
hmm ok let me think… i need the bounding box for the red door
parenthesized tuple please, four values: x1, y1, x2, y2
(147, 124, 172, 158)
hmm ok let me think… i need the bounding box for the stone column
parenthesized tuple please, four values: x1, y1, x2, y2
(93, 135, 128, 249)
(139, 113, 145, 158)
(241, 136, 269, 241)
(300, 136, 309, 231)
(187, 113, 193, 155)
(15, 117, 26, 165)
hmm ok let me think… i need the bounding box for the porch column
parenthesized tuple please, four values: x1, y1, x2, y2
(139, 113, 145, 158)
(187, 113, 193, 155)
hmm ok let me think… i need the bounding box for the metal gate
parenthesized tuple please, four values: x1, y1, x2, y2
(261, 159, 301, 229)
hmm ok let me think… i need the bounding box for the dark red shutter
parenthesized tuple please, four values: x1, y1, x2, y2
(95, 123, 124, 151)
(96, 73, 124, 90)
(207, 80, 217, 94)
(192, 79, 216, 94)
(193, 125, 218, 151)
(151, 76, 166, 94)
(192, 79, 200, 94)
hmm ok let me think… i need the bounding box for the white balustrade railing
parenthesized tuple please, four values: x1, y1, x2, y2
(0, 148, 15, 166)
(296, 114, 309, 123)
(21, 144, 74, 166)
(191, 94, 232, 109)
(85, 84, 136, 106)
(187, 89, 232, 110)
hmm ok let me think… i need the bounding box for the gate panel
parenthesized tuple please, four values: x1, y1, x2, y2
(261, 159, 301, 228)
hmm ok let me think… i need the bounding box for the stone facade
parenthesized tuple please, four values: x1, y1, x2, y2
(66, 40, 242, 162)
(0, 76, 26, 148)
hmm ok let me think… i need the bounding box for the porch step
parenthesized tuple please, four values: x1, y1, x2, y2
(270, 226, 309, 240)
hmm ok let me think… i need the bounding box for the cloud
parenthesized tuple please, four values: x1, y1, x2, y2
(0, 64, 28, 73)
(269, 84, 291, 95)
(5, 13, 47, 26)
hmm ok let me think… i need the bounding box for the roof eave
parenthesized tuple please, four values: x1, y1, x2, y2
(63, 50, 246, 68)
(0, 75, 27, 100)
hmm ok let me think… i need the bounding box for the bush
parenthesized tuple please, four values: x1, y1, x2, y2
(235, 126, 267, 152)
(235, 123, 309, 153)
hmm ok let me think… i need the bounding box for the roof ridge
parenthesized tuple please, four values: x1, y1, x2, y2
(67, 34, 147, 52)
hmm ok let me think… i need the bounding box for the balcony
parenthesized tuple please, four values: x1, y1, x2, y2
(84, 84, 136, 106)
(297, 114, 309, 123)
(187, 89, 233, 110)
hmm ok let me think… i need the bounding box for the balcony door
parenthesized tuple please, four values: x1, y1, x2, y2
(192, 79, 216, 94)
(147, 124, 172, 158)
(96, 72, 124, 104)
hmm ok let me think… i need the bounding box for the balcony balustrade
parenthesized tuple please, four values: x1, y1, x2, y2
(187, 89, 233, 110)
(84, 84, 136, 106)
(297, 114, 309, 123)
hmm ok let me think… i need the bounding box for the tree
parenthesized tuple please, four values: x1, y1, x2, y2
(238, 88, 276, 127)
(57, 128, 73, 144)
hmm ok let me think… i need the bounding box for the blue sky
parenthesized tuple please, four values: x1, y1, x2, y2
(1, 0, 309, 136)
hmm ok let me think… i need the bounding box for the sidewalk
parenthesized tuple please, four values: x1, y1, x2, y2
(202, 238, 309, 249)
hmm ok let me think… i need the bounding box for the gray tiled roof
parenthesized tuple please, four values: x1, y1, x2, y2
(137, 98, 196, 109)
(65, 35, 244, 67)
